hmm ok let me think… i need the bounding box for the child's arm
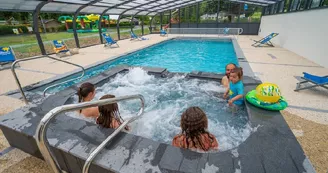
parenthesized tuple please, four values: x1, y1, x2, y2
(223, 87, 230, 99)
(230, 94, 243, 102)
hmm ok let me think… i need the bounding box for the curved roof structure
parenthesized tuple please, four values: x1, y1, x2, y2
(0, 0, 278, 16)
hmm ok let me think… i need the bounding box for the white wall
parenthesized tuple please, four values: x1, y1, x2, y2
(259, 8, 328, 68)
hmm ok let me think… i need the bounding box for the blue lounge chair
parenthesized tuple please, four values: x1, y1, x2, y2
(252, 33, 279, 47)
(52, 40, 70, 54)
(160, 29, 168, 37)
(0, 46, 16, 63)
(102, 33, 119, 47)
(130, 31, 148, 41)
(295, 72, 328, 91)
(0, 46, 18, 70)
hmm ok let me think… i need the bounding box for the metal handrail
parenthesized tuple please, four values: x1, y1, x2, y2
(35, 94, 145, 173)
(11, 55, 85, 104)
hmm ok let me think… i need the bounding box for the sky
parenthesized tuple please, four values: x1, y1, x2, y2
(109, 15, 119, 20)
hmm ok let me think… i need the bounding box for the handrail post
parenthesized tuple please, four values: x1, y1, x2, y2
(11, 61, 28, 104)
(36, 95, 145, 173)
(10, 55, 85, 104)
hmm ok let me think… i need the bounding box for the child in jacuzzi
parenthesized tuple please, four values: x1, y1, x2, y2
(223, 67, 244, 110)
(77, 82, 99, 118)
(97, 94, 130, 131)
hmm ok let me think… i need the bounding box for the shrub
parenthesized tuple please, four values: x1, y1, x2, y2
(0, 25, 29, 35)
(57, 24, 67, 32)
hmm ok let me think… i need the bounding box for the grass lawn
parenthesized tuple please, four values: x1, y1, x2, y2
(0, 27, 150, 59)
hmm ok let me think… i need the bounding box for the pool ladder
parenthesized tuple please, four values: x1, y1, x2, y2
(35, 94, 145, 173)
(11, 55, 85, 104)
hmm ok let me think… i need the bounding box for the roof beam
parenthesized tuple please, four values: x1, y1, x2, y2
(98, 0, 136, 43)
(116, 0, 158, 39)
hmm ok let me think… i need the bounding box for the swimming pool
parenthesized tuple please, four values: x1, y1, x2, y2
(67, 68, 253, 151)
(34, 38, 238, 94)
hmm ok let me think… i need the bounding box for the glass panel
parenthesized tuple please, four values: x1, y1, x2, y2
(0, 12, 42, 59)
(311, 0, 321, 7)
(239, 4, 262, 23)
(171, 8, 180, 24)
(284, 0, 291, 12)
(140, 16, 151, 35)
(151, 15, 161, 32)
(323, 0, 328, 6)
(290, 0, 300, 11)
(42, 3, 82, 13)
(180, 6, 189, 23)
(200, 1, 218, 23)
(77, 14, 102, 48)
(39, 13, 77, 54)
(230, 3, 240, 23)
(119, 15, 132, 39)
(298, 0, 307, 10)
(189, 5, 197, 23)
(218, 1, 230, 23)
(279, 1, 285, 12)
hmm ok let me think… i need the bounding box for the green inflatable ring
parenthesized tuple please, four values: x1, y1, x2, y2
(246, 90, 288, 111)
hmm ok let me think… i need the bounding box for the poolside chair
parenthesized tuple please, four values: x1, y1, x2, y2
(130, 31, 148, 41)
(52, 40, 70, 56)
(0, 46, 17, 70)
(252, 33, 279, 47)
(160, 29, 168, 37)
(294, 72, 328, 91)
(102, 33, 119, 48)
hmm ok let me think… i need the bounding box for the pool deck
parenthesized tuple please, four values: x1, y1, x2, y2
(0, 34, 327, 173)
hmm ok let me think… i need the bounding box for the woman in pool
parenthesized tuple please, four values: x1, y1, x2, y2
(97, 94, 129, 130)
(172, 107, 218, 152)
(224, 67, 244, 108)
(77, 82, 99, 118)
(221, 63, 237, 88)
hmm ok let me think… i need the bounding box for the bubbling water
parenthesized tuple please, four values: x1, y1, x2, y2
(69, 68, 256, 151)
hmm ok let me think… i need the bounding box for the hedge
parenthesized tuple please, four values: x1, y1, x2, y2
(0, 25, 30, 35)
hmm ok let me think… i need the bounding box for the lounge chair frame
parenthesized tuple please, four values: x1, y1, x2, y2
(102, 33, 119, 48)
(252, 33, 279, 47)
(294, 73, 328, 91)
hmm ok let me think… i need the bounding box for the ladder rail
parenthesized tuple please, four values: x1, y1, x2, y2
(11, 55, 85, 104)
(35, 94, 145, 173)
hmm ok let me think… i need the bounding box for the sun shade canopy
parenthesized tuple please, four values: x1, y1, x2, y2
(0, 0, 279, 15)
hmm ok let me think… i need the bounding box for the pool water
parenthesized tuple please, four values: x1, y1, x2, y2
(111, 39, 238, 73)
(35, 38, 238, 94)
(67, 68, 255, 151)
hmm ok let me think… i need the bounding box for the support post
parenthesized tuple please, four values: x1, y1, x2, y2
(288, 0, 293, 11)
(238, 3, 242, 22)
(141, 16, 144, 35)
(169, 10, 172, 28)
(196, 2, 199, 28)
(160, 12, 163, 30)
(178, 8, 181, 28)
(117, 15, 121, 40)
(33, 1, 50, 55)
(217, 0, 220, 28)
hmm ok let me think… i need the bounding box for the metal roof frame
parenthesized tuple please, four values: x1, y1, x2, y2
(0, 0, 278, 14)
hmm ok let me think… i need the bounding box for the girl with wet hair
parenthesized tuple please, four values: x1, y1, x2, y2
(97, 94, 129, 130)
(172, 107, 219, 152)
(77, 82, 99, 118)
